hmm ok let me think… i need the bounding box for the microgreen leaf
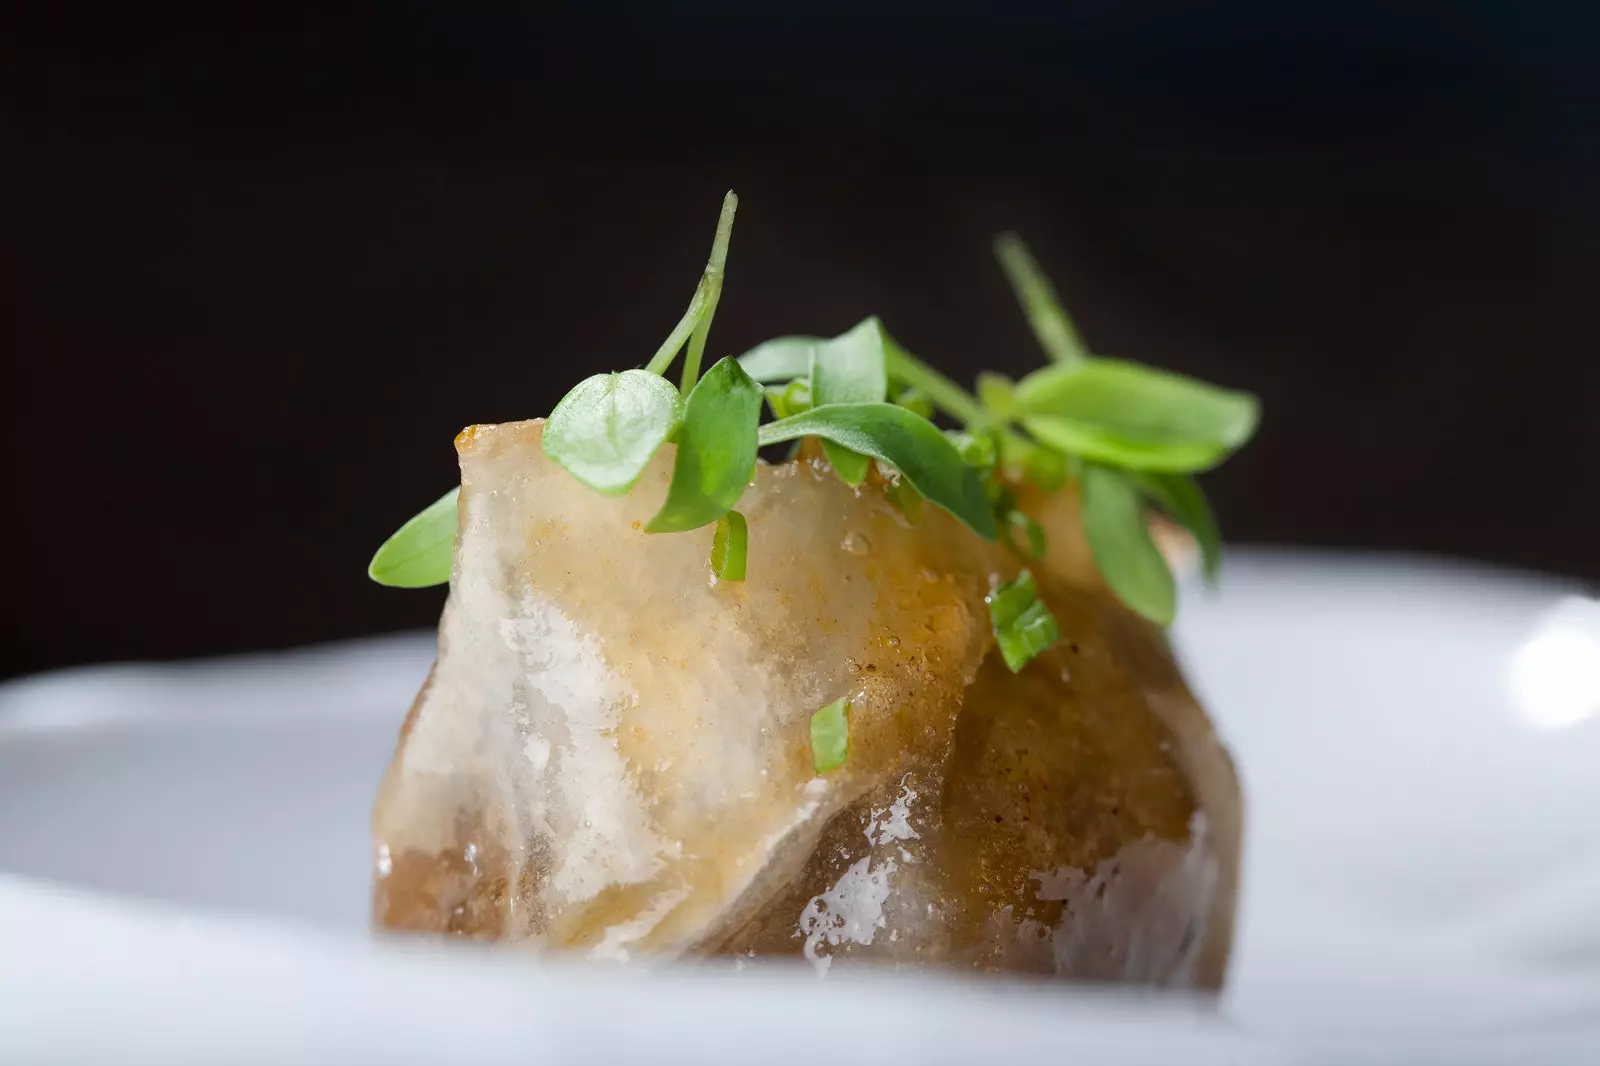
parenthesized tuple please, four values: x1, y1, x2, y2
(758, 403, 999, 540)
(710, 509, 748, 581)
(368, 487, 459, 588)
(1136, 472, 1222, 586)
(1081, 463, 1176, 626)
(993, 233, 1089, 366)
(985, 569, 1061, 671)
(1015, 358, 1259, 472)
(543, 370, 683, 495)
(810, 317, 890, 405)
(1022, 416, 1229, 473)
(738, 336, 818, 383)
(810, 698, 850, 774)
(646, 357, 762, 533)
(808, 317, 890, 487)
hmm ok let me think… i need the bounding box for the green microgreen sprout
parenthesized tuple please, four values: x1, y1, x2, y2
(369, 194, 1259, 650)
(810, 697, 851, 774)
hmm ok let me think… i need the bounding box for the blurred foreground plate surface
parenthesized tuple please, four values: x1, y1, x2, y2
(3, 549, 1600, 1064)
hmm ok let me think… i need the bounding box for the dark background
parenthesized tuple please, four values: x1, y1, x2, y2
(5, 5, 1598, 680)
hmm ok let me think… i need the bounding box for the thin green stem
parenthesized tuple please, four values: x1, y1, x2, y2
(883, 339, 984, 423)
(645, 286, 707, 376)
(883, 338, 1041, 463)
(994, 233, 1088, 365)
(679, 191, 739, 394)
(643, 191, 740, 382)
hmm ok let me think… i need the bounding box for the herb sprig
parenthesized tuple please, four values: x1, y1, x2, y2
(369, 194, 1260, 684)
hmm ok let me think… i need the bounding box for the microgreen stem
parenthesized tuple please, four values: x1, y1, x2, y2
(645, 293, 706, 377)
(644, 192, 740, 382)
(678, 191, 739, 395)
(882, 340, 984, 423)
(883, 339, 1043, 466)
(994, 233, 1088, 366)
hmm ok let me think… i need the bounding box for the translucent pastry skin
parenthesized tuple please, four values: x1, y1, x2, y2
(374, 420, 998, 957)
(373, 420, 1240, 988)
(711, 569, 1239, 988)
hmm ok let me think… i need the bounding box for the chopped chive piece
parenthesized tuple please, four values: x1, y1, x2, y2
(986, 569, 1061, 672)
(1005, 510, 1047, 560)
(986, 568, 1038, 630)
(710, 509, 748, 581)
(810, 698, 850, 774)
(998, 600, 1061, 673)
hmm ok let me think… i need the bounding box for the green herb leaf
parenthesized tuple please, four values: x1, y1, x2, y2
(985, 569, 1061, 671)
(1081, 463, 1176, 626)
(738, 336, 818, 383)
(808, 317, 889, 487)
(1015, 358, 1259, 472)
(1136, 472, 1222, 586)
(646, 357, 763, 533)
(1022, 416, 1228, 473)
(758, 403, 999, 540)
(368, 487, 459, 588)
(810, 317, 890, 405)
(543, 370, 682, 494)
(993, 233, 1089, 366)
(710, 509, 748, 581)
(810, 698, 850, 774)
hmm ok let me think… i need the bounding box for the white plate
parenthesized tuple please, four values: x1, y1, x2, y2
(3, 549, 1599, 1064)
